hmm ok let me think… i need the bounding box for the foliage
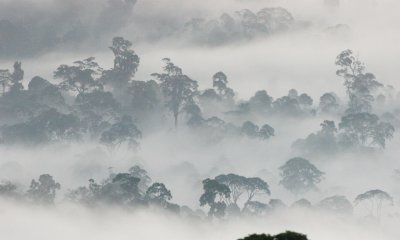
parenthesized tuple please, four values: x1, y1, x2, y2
(292, 120, 338, 156)
(101, 37, 140, 90)
(26, 174, 60, 204)
(338, 112, 395, 148)
(238, 231, 308, 240)
(215, 173, 270, 207)
(1, 108, 81, 145)
(152, 58, 198, 128)
(200, 178, 231, 218)
(354, 189, 393, 219)
(279, 157, 324, 195)
(100, 115, 142, 148)
(317, 195, 353, 214)
(54, 57, 103, 94)
(241, 121, 274, 140)
(335, 49, 383, 113)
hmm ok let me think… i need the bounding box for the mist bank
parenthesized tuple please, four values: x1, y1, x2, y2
(0, 198, 399, 240)
(1, 0, 400, 60)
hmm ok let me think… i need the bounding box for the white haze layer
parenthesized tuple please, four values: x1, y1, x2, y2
(1, 0, 400, 240)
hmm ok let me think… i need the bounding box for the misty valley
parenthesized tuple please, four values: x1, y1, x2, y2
(0, 0, 400, 240)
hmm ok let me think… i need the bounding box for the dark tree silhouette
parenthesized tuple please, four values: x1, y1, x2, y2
(101, 37, 140, 90)
(26, 174, 60, 204)
(279, 157, 324, 195)
(54, 57, 103, 94)
(239, 231, 308, 240)
(152, 58, 198, 128)
(100, 115, 141, 148)
(200, 178, 231, 218)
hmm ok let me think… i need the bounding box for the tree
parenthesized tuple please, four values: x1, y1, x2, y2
(0, 69, 11, 94)
(292, 120, 338, 156)
(183, 7, 293, 45)
(335, 50, 383, 113)
(338, 112, 395, 148)
(213, 72, 234, 101)
(241, 121, 275, 140)
(74, 90, 121, 136)
(145, 182, 172, 207)
(317, 195, 353, 214)
(288, 89, 298, 99)
(1, 108, 81, 145)
(248, 90, 273, 113)
(152, 58, 198, 128)
(127, 80, 161, 115)
(99, 173, 141, 204)
(258, 124, 275, 139)
(0, 181, 20, 199)
(0, 61, 24, 93)
(239, 231, 308, 240)
(242, 201, 270, 216)
(272, 96, 302, 116)
(199, 89, 221, 102)
(67, 171, 143, 207)
(184, 103, 203, 124)
(28, 76, 66, 109)
(245, 177, 270, 200)
(110, 37, 139, 78)
(66, 179, 102, 207)
(100, 115, 142, 148)
(75, 91, 120, 118)
(279, 157, 324, 195)
(290, 198, 312, 209)
(215, 174, 270, 213)
(10, 61, 24, 92)
(355, 189, 393, 220)
(54, 57, 103, 94)
(199, 178, 231, 218)
(241, 121, 259, 138)
(101, 37, 140, 90)
(269, 199, 287, 211)
(129, 165, 152, 194)
(26, 174, 61, 204)
(319, 92, 339, 114)
(298, 93, 313, 110)
(214, 174, 247, 205)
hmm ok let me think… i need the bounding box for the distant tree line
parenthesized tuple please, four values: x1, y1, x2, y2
(0, 158, 394, 222)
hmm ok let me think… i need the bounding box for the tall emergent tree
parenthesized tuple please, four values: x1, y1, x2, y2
(152, 58, 198, 128)
(101, 37, 140, 90)
(335, 49, 383, 113)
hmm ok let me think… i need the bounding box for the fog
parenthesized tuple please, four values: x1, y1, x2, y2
(1, 0, 400, 240)
(1, 200, 399, 240)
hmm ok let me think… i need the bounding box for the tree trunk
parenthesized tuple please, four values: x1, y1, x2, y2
(174, 112, 178, 129)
